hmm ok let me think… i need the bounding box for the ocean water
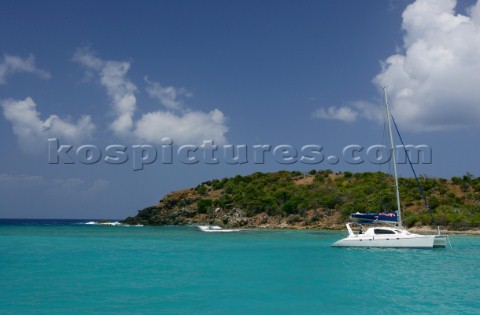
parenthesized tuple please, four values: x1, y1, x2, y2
(0, 220, 479, 314)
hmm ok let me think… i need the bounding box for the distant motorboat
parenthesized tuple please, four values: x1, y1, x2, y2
(197, 225, 243, 233)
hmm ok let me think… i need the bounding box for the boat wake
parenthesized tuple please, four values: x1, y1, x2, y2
(82, 221, 143, 226)
(83, 221, 122, 226)
(197, 225, 243, 233)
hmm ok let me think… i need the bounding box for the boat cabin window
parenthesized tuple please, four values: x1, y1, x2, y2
(374, 229, 396, 235)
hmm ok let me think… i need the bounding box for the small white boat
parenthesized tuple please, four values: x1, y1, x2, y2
(332, 87, 447, 249)
(197, 225, 243, 233)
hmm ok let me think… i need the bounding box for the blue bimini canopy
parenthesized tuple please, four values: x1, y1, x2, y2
(351, 212, 398, 223)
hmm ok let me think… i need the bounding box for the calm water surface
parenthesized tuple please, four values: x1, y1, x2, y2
(0, 219, 478, 314)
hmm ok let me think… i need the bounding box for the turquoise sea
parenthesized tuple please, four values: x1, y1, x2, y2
(1, 219, 479, 314)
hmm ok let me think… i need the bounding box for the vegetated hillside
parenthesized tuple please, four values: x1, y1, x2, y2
(122, 170, 480, 230)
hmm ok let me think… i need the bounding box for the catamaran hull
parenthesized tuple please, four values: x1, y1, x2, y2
(332, 235, 436, 248)
(433, 235, 447, 248)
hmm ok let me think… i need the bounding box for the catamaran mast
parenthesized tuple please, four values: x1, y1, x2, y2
(383, 87, 402, 228)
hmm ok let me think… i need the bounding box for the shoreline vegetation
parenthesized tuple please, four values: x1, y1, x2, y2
(122, 170, 480, 234)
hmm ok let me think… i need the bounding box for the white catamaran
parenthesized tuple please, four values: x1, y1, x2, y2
(332, 88, 447, 249)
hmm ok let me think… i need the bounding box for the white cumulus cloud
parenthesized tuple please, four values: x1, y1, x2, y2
(313, 106, 358, 122)
(73, 49, 137, 137)
(314, 0, 480, 131)
(374, 0, 480, 131)
(313, 101, 384, 123)
(135, 109, 228, 144)
(144, 76, 192, 110)
(1, 97, 95, 153)
(74, 49, 228, 144)
(0, 54, 50, 84)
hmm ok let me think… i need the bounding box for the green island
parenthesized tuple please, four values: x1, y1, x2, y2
(123, 170, 480, 232)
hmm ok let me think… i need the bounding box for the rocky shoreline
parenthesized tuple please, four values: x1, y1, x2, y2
(122, 170, 480, 233)
(122, 200, 480, 235)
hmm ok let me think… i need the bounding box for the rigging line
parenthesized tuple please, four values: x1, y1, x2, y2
(390, 115, 439, 228)
(402, 207, 428, 223)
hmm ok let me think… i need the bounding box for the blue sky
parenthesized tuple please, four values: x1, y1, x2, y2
(1, 0, 479, 219)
